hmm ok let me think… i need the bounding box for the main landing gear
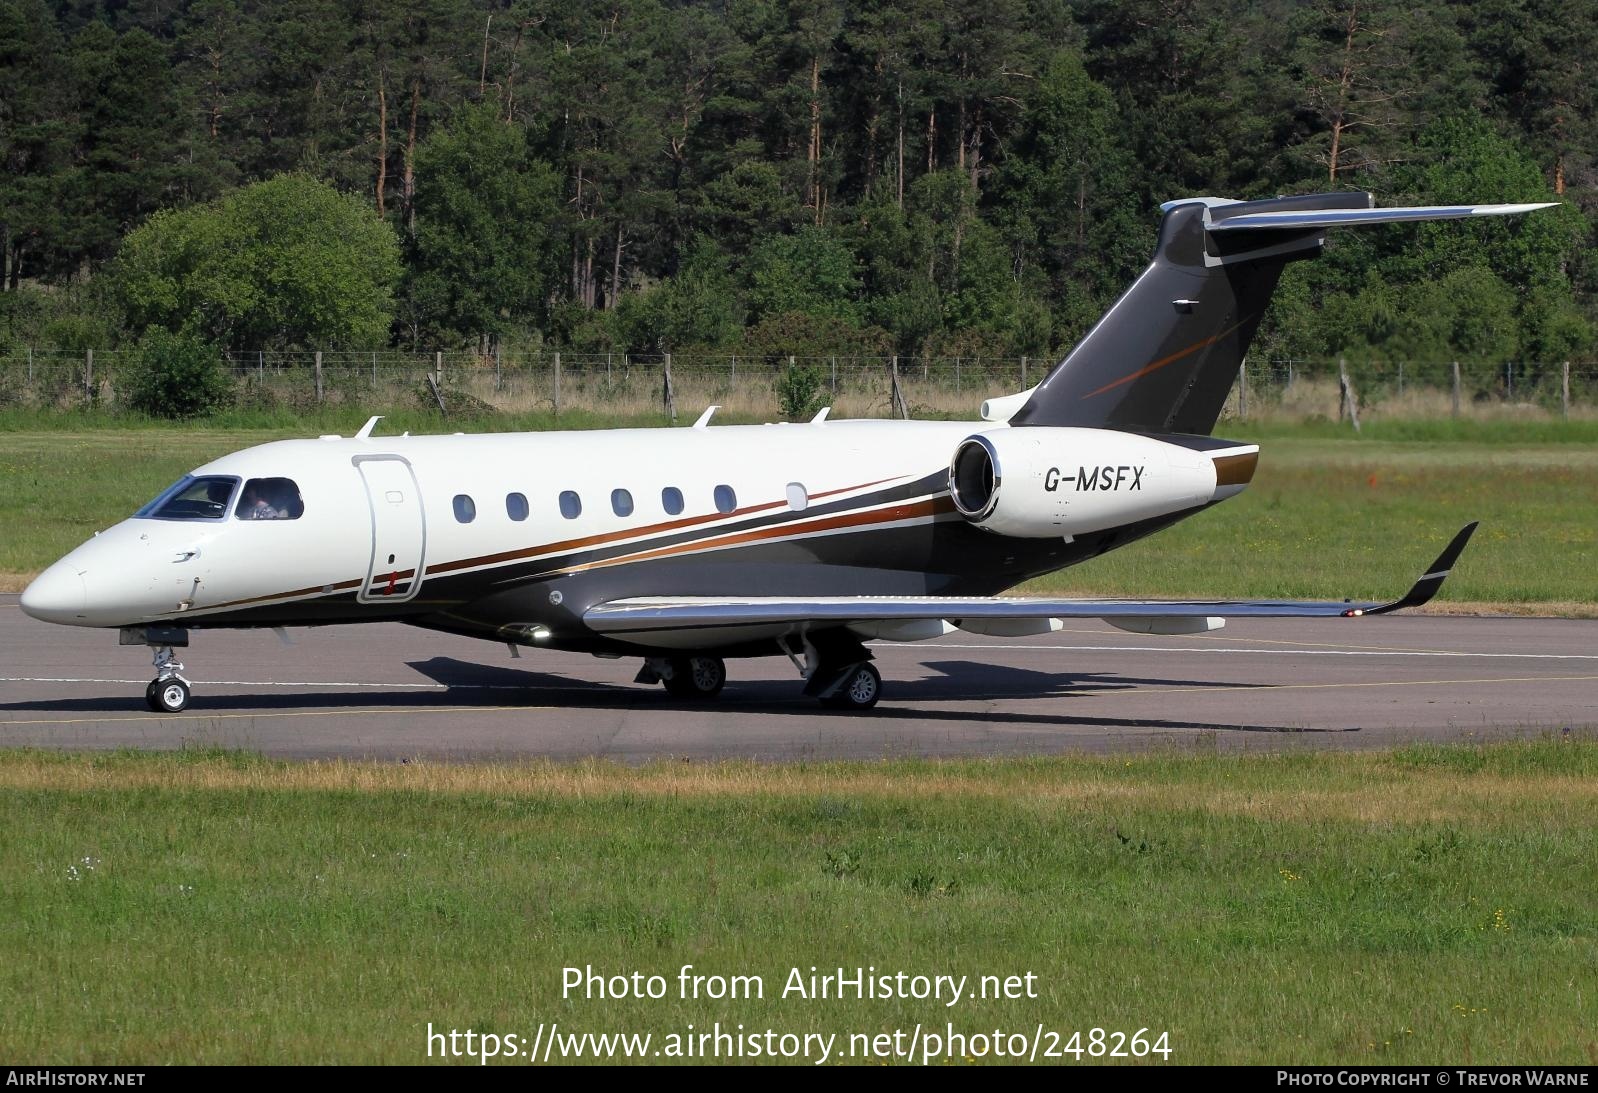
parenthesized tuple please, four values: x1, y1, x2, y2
(791, 632, 883, 711)
(638, 655, 727, 700)
(636, 634, 885, 712)
(819, 662, 881, 711)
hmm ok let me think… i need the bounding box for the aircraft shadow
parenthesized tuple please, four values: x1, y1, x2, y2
(0, 656, 1334, 735)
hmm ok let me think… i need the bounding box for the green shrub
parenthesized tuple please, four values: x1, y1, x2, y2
(776, 361, 826, 421)
(124, 330, 233, 419)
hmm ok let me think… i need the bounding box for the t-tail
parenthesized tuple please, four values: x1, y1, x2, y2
(1007, 192, 1556, 436)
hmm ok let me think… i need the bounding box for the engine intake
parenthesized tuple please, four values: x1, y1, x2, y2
(949, 435, 1001, 520)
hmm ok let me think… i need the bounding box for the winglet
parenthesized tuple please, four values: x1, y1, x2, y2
(693, 405, 719, 429)
(355, 415, 383, 439)
(1354, 522, 1479, 616)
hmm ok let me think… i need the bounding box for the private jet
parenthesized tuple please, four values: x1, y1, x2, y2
(20, 192, 1548, 712)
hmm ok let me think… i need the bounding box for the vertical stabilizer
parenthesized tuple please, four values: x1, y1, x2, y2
(1008, 192, 1554, 435)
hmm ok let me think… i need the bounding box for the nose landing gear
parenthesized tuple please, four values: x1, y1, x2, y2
(121, 626, 193, 713)
(145, 646, 191, 713)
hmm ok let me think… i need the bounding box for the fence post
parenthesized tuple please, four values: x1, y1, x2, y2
(553, 351, 561, 415)
(259, 350, 264, 381)
(1338, 356, 1360, 432)
(830, 355, 837, 395)
(494, 345, 502, 393)
(314, 351, 323, 403)
(84, 349, 93, 399)
(371, 351, 377, 390)
(1020, 355, 1027, 388)
(890, 355, 908, 420)
(1239, 359, 1248, 420)
(1451, 361, 1461, 418)
(27, 347, 32, 383)
(1563, 361, 1571, 419)
(607, 351, 613, 391)
(434, 351, 443, 391)
(1397, 361, 1404, 398)
(663, 352, 676, 423)
(1506, 361, 1513, 400)
(730, 355, 736, 384)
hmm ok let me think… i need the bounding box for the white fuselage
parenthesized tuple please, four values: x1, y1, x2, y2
(21, 420, 975, 628)
(20, 417, 1249, 649)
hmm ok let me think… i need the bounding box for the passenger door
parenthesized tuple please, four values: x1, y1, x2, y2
(354, 456, 426, 603)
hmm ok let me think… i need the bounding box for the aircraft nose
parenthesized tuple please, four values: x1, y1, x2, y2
(20, 561, 87, 624)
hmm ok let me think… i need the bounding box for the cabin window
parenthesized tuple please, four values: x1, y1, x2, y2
(661, 486, 684, 516)
(611, 488, 634, 517)
(506, 493, 529, 521)
(559, 491, 582, 519)
(714, 484, 737, 514)
(452, 494, 476, 523)
(137, 475, 240, 521)
(233, 478, 304, 520)
(786, 482, 808, 511)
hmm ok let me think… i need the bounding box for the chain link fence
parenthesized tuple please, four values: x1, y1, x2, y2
(0, 348, 1594, 421)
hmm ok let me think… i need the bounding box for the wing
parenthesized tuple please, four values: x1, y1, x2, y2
(584, 524, 1478, 637)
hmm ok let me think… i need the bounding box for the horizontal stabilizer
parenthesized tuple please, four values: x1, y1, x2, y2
(1208, 202, 1557, 232)
(584, 525, 1479, 635)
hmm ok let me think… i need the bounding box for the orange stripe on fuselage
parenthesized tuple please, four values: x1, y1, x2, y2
(422, 474, 905, 578)
(1080, 317, 1251, 399)
(555, 495, 958, 576)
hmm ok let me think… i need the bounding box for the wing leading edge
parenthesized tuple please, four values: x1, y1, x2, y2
(584, 523, 1479, 636)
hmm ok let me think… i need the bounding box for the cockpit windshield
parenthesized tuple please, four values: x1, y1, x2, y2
(134, 476, 240, 521)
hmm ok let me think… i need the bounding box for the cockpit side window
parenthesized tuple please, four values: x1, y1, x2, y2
(235, 477, 304, 520)
(135, 476, 240, 521)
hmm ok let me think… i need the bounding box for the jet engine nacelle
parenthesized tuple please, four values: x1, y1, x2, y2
(947, 427, 1219, 538)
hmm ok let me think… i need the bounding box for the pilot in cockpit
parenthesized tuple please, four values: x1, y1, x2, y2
(239, 483, 283, 520)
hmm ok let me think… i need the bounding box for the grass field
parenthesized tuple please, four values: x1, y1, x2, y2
(2, 416, 1592, 611)
(1021, 429, 1598, 611)
(1, 743, 1594, 1064)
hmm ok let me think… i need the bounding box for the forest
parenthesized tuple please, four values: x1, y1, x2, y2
(1, 0, 1595, 382)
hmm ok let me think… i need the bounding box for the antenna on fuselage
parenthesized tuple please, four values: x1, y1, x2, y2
(355, 416, 383, 439)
